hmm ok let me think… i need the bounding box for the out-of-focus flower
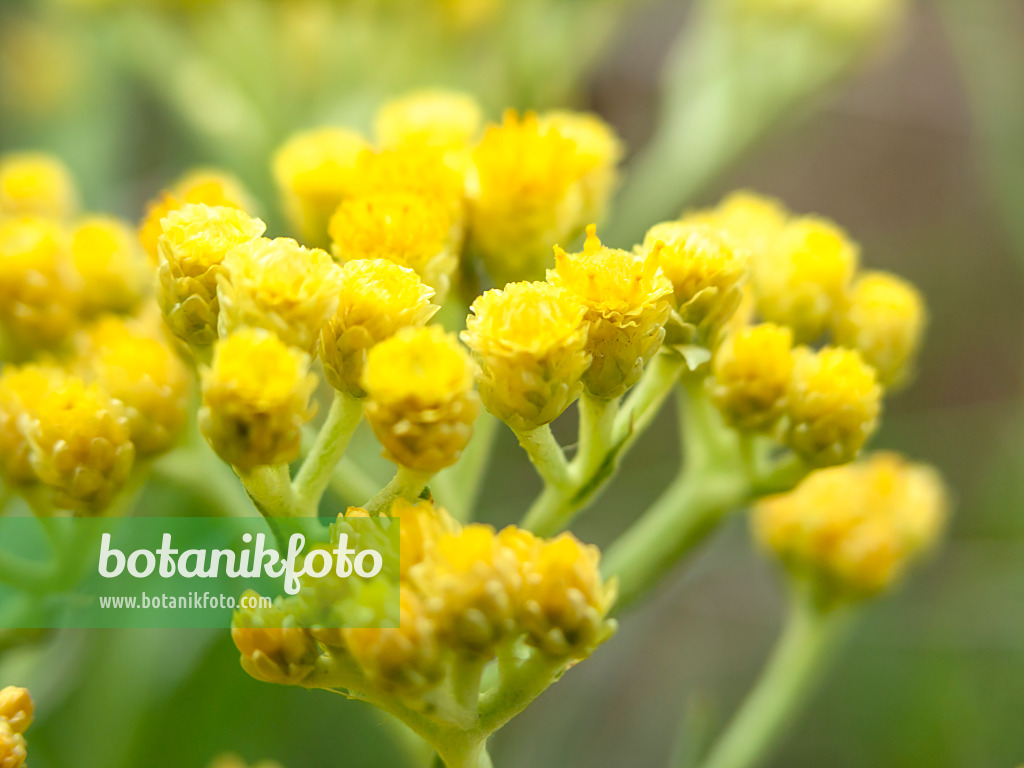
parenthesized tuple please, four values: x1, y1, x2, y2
(199, 329, 317, 470)
(0, 365, 66, 485)
(754, 452, 947, 598)
(0, 688, 32, 736)
(219, 236, 342, 354)
(375, 89, 483, 164)
(362, 326, 479, 473)
(156, 203, 266, 348)
(71, 216, 149, 315)
(0, 18, 80, 119)
(785, 345, 881, 466)
(462, 281, 590, 432)
(319, 259, 437, 397)
(709, 323, 794, 431)
(348, 145, 466, 222)
(0, 153, 77, 219)
(549, 226, 673, 399)
(833, 271, 926, 389)
(232, 595, 320, 685)
(683, 190, 790, 258)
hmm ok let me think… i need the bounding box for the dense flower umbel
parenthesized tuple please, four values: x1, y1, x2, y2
(71, 216, 149, 315)
(156, 203, 266, 348)
(833, 271, 926, 389)
(549, 226, 673, 399)
(785, 345, 881, 467)
(709, 323, 795, 431)
(754, 453, 946, 599)
(0, 153, 77, 219)
(319, 259, 437, 397)
(218, 236, 343, 353)
(462, 281, 590, 432)
(362, 326, 480, 472)
(0, 686, 32, 768)
(199, 329, 317, 470)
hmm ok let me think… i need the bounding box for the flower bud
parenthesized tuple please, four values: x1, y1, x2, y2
(0, 152, 77, 219)
(389, 498, 459, 578)
(786, 346, 881, 466)
(0, 364, 65, 485)
(318, 259, 437, 397)
(199, 329, 317, 470)
(709, 323, 794, 431)
(549, 226, 673, 399)
(833, 271, 925, 389)
(362, 326, 479, 473)
(683, 190, 789, 256)
(375, 89, 482, 162)
(462, 281, 590, 431)
(232, 594, 320, 685)
(71, 216, 149, 315)
(0, 720, 26, 768)
(0, 688, 32, 735)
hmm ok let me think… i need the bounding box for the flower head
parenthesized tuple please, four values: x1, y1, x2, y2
(71, 216, 149, 315)
(462, 281, 590, 431)
(0, 720, 26, 768)
(0, 152, 77, 219)
(0, 364, 65, 485)
(0, 688, 32, 736)
(375, 89, 482, 158)
(232, 595, 320, 685)
(709, 323, 794, 431)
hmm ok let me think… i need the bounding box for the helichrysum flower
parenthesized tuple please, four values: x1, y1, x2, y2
(833, 271, 926, 389)
(549, 226, 673, 399)
(76, 316, 191, 455)
(199, 329, 318, 470)
(684, 190, 789, 257)
(642, 221, 747, 344)
(468, 110, 587, 285)
(329, 192, 459, 303)
(462, 281, 590, 432)
(0, 720, 26, 768)
(232, 595, 320, 685)
(752, 216, 859, 342)
(22, 372, 135, 512)
(156, 203, 266, 348)
(272, 127, 370, 246)
(71, 216, 149, 315)
(375, 89, 483, 159)
(0, 215, 81, 348)
(786, 345, 881, 466)
(218, 236, 343, 353)
(754, 452, 947, 598)
(362, 326, 480, 473)
(709, 323, 794, 431)
(0, 687, 32, 736)
(389, 498, 460, 577)
(319, 259, 437, 397)
(0, 364, 65, 485)
(0, 152, 77, 219)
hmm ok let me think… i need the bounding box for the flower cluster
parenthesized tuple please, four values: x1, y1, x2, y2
(0, 687, 32, 768)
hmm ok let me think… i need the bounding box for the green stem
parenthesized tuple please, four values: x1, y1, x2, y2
(697, 590, 851, 768)
(513, 424, 571, 489)
(292, 392, 363, 514)
(615, 352, 688, 448)
(575, 393, 619, 475)
(236, 464, 298, 518)
(364, 466, 432, 515)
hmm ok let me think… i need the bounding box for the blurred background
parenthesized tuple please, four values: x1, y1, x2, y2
(2, 0, 1023, 766)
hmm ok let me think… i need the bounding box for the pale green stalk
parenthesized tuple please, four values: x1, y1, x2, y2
(292, 391, 363, 513)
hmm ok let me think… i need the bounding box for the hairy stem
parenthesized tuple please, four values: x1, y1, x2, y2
(292, 392, 363, 513)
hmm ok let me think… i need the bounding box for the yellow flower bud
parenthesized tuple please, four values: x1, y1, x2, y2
(0, 688, 32, 735)
(462, 281, 590, 431)
(709, 323, 794, 431)
(518, 532, 617, 658)
(0, 215, 81, 348)
(362, 326, 480, 473)
(549, 226, 673, 399)
(272, 127, 369, 246)
(232, 594, 320, 685)
(318, 259, 437, 397)
(468, 110, 587, 285)
(156, 204, 266, 348)
(328, 192, 459, 302)
(389, 498, 459, 577)
(348, 145, 465, 215)
(833, 271, 926, 389)
(77, 316, 191, 455)
(219, 237, 343, 353)
(752, 216, 859, 342)
(682, 190, 789, 255)
(22, 373, 135, 512)
(786, 345, 881, 466)
(71, 216, 149, 315)
(0, 720, 26, 768)
(375, 88, 482, 158)
(0, 152, 77, 219)
(754, 452, 947, 598)
(343, 586, 443, 693)
(0, 364, 65, 485)
(199, 329, 317, 470)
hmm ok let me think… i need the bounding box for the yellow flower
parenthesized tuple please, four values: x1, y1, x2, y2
(549, 226, 673, 398)
(319, 259, 438, 397)
(232, 595, 320, 685)
(709, 323, 794, 431)
(328, 192, 459, 302)
(518, 532, 617, 658)
(76, 316, 191, 455)
(0, 688, 32, 736)
(0, 152, 77, 219)
(22, 372, 135, 512)
(786, 345, 881, 466)
(462, 281, 590, 431)
(833, 271, 926, 389)
(0, 720, 26, 768)
(388, 498, 459, 577)
(219, 236, 343, 353)
(682, 190, 789, 256)
(156, 203, 266, 348)
(71, 216, 149, 315)
(754, 452, 947, 598)
(272, 127, 371, 246)
(0, 364, 65, 485)
(468, 110, 587, 285)
(375, 88, 482, 159)
(752, 216, 859, 342)
(0, 215, 81, 349)
(362, 326, 479, 473)
(199, 329, 318, 470)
